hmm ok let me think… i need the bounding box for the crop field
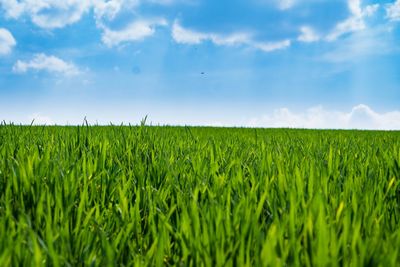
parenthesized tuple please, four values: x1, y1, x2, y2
(0, 124, 399, 266)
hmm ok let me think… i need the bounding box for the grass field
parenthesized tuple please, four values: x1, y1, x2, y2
(0, 124, 399, 266)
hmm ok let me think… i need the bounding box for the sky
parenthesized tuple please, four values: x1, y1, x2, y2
(0, 0, 400, 129)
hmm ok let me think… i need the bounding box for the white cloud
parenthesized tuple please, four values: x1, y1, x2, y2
(322, 25, 394, 62)
(171, 22, 207, 44)
(209, 33, 252, 46)
(0, 28, 16, 55)
(0, 0, 25, 18)
(93, 0, 140, 22)
(93, 0, 123, 21)
(326, 17, 365, 41)
(348, 0, 363, 16)
(386, 0, 400, 21)
(13, 54, 80, 76)
(326, 0, 379, 41)
(0, 0, 143, 28)
(101, 18, 167, 47)
(247, 104, 400, 130)
(363, 4, 379, 17)
(172, 21, 291, 52)
(253, 39, 291, 52)
(0, 0, 93, 28)
(0, 0, 185, 29)
(172, 22, 252, 45)
(297, 26, 320, 43)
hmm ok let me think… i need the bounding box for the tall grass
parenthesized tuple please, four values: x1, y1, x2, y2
(0, 125, 399, 266)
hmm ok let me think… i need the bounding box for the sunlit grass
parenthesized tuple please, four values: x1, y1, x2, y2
(0, 124, 399, 266)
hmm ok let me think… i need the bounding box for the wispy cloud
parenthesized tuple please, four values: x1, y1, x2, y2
(326, 0, 379, 41)
(93, 0, 130, 21)
(252, 40, 291, 52)
(322, 25, 395, 62)
(247, 104, 400, 130)
(0, 28, 16, 55)
(172, 21, 290, 52)
(101, 18, 168, 47)
(13, 54, 81, 76)
(297, 26, 320, 43)
(386, 0, 400, 21)
(172, 21, 251, 45)
(93, 0, 142, 22)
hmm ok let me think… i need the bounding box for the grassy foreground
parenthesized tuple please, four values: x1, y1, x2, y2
(0, 125, 399, 266)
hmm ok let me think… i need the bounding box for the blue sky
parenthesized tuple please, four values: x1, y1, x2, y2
(0, 0, 400, 129)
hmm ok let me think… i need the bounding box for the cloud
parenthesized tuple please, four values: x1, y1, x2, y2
(326, 0, 379, 41)
(0, 0, 143, 28)
(0, 28, 16, 55)
(172, 21, 291, 52)
(0, 0, 93, 29)
(386, 0, 400, 21)
(252, 39, 291, 52)
(297, 26, 320, 43)
(247, 104, 400, 130)
(322, 25, 394, 62)
(172, 21, 251, 45)
(101, 18, 167, 47)
(93, 0, 122, 20)
(0, 0, 25, 18)
(13, 54, 80, 76)
(171, 22, 207, 44)
(0, 0, 186, 29)
(93, 0, 141, 22)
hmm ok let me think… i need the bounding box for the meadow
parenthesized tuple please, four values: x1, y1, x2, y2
(0, 124, 399, 266)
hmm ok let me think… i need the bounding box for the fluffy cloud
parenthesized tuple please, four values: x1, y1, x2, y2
(13, 54, 80, 76)
(0, 0, 93, 28)
(101, 18, 167, 47)
(172, 21, 291, 52)
(0, 0, 25, 18)
(93, 0, 141, 22)
(297, 26, 320, 43)
(0, 28, 16, 55)
(247, 104, 400, 130)
(0, 0, 145, 28)
(93, 0, 125, 22)
(326, 0, 379, 41)
(386, 0, 400, 21)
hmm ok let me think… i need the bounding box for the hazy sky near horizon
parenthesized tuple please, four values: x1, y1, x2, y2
(1, 0, 400, 129)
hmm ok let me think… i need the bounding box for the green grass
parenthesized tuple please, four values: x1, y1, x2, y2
(0, 124, 400, 266)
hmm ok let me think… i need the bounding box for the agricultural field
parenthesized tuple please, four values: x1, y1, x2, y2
(0, 124, 399, 266)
